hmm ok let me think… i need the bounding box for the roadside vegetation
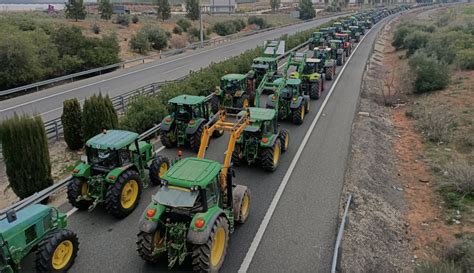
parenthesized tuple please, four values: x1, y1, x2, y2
(389, 5, 474, 271)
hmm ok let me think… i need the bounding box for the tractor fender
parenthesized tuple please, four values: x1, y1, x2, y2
(187, 206, 225, 245)
(214, 87, 224, 97)
(337, 48, 344, 54)
(290, 97, 303, 109)
(105, 164, 138, 183)
(266, 95, 277, 108)
(307, 73, 321, 81)
(72, 163, 91, 178)
(138, 204, 166, 233)
(160, 115, 174, 132)
(232, 184, 250, 222)
(185, 118, 206, 135)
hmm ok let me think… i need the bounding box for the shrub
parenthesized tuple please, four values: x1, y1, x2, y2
(408, 51, 450, 93)
(188, 27, 207, 42)
(231, 19, 246, 31)
(116, 14, 130, 26)
(132, 14, 139, 24)
(248, 16, 268, 29)
(169, 35, 187, 48)
(140, 25, 168, 50)
(120, 95, 167, 133)
(0, 114, 53, 199)
(442, 161, 474, 195)
(130, 32, 151, 53)
(61, 98, 84, 150)
(412, 104, 456, 143)
(403, 30, 430, 56)
(92, 23, 100, 34)
(176, 18, 192, 32)
(456, 49, 474, 70)
(173, 25, 183, 35)
(82, 94, 118, 140)
(213, 21, 237, 36)
(415, 262, 462, 273)
(392, 25, 412, 49)
(444, 237, 474, 272)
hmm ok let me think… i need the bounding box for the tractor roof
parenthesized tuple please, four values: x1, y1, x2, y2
(306, 58, 321, 63)
(222, 74, 246, 81)
(286, 78, 301, 85)
(333, 21, 342, 25)
(313, 31, 322, 35)
(246, 107, 276, 121)
(329, 39, 342, 44)
(336, 33, 349, 36)
(0, 204, 51, 239)
(168, 95, 205, 105)
(349, 25, 359, 29)
(254, 56, 277, 63)
(86, 130, 139, 150)
(162, 157, 221, 188)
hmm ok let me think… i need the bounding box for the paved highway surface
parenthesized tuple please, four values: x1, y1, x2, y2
(0, 14, 346, 123)
(17, 11, 396, 273)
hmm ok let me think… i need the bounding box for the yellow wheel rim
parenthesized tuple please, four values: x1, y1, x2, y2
(243, 99, 249, 108)
(159, 163, 168, 177)
(81, 182, 88, 196)
(121, 180, 139, 209)
(301, 106, 305, 120)
(241, 194, 249, 218)
(273, 143, 280, 166)
(284, 134, 289, 150)
(210, 227, 226, 267)
(153, 230, 165, 249)
(52, 240, 73, 270)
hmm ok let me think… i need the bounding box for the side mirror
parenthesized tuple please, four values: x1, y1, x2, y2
(7, 210, 17, 223)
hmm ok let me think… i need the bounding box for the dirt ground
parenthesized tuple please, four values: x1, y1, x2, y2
(341, 7, 474, 272)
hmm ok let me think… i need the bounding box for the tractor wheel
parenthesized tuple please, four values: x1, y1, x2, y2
(105, 170, 142, 219)
(189, 123, 204, 153)
(192, 216, 229, 272)
(261, 139, 281, 172)
(149, 155, 170, 185)
(233, 186, 250, 224)
(309, 81, 320, 100)
(279, 129, 289, 153)
(292, 103, 305, 125)
(35, 229, 79, 273)
(325, 66, 333, 81)
(235, 94, 250, 109)
(337, 55, 343, 66)
(67, 177, 92, 211)
(309, 43, 314, 51)
(212, 128, 224, 138)
(137, 229, 166, 264)
(211, 94, 220, 114)
(232, 144, 244, 166)
(160, 128, 177, 148)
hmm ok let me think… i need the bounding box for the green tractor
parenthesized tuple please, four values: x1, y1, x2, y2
(0, 205, 79, 272)
(313, 47, 337, 81)
(348, 26, 362, 42)
(328, 39, 346, 66)
(67, 130, 170, 219)
(308, 32, 326, 50)
(161, 95, 219, 152)
(212, 74, 255, 112)
(266, 78, 309, 125)
(232, 107, 289, 172)
(248, 40, 285, 88)
(333, 21, 343, 33)
(137, 110, 251, 272)
(335, 33, 353, 57)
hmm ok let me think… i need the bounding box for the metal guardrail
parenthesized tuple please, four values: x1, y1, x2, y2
(0, 12, 352, 98)
(331, 194, 352, 273)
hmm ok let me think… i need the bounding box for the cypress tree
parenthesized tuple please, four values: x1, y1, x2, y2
(61, 98, 84, 150)
(65, 0, 87, 22)
(0, 114, 53, 199)
(82, 94, 119, 140)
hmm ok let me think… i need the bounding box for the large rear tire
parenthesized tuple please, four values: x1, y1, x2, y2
(232, 144, 244, 166)
(261, 139, 281, 172)
(189, 123, 204, 153)
(149, 155, 170, 185)
(67, 177, 92, 211)
(279, 129, 289, 153)
(105, 170, 142, 219)
(192, 216, 229, 272)
(160, 128, 177, 148)
(309, 80, 320, 100)
(137, 229, 166, 264)
(35, 229, 79, 273)
(292, 103, 305, 125)
(211, 94, 220, 114)
(325, 65, 334, 81)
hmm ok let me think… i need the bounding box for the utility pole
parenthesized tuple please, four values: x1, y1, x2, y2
(199, 4, 204, 47)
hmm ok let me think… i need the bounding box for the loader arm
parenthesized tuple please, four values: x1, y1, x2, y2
(197, 110, 250, 191)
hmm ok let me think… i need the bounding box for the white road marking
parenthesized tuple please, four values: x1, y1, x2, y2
(0, 19, 329, 115)
(238, 19, 380, 273)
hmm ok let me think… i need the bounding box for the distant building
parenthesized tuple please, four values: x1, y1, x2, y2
(202, 0, 236, 13)
(113, 5, 130, 14)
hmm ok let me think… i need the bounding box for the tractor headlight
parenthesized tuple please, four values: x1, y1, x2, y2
(80, 155, 88, 163)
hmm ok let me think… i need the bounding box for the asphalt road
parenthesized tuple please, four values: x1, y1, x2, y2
(17, 11, 397, 273)
(0, 14, 346, 123)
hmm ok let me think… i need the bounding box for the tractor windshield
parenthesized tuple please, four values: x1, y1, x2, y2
(172, 104, 194, 121)
(303, 62, 317, 74)
(153, 186, 199, 208)
(222, 80, 239, 93)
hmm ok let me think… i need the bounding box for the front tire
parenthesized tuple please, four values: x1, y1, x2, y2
(279, 129, 289, 153)
(105, 170, 142, 219)
(67, 177, 92, 211)
(261, 139, 281, 172)
(35, 229, 79, 273)
(232, 144, 244, 166)
(292, 103, 305, 125)
(149, 155, 170, 185)
(192, 216, 229, 272)
(189, 123, 204, 153)
(309, 80, 320, 100)
(211, 94, 220, 114)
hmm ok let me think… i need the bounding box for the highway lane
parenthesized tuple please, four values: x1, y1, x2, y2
(0, 15, 344, 122)
(18, 12, 395, 272)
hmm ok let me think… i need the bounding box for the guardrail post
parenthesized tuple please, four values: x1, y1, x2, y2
(54, 121, 59, 141)
(120, 96, 125, 111)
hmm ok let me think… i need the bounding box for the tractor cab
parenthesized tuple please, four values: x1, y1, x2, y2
(320, 27, 331, 39)
(303, 58, 320, 74)
(276, 78, 301, 101)
(308, 31, 325, 49)
(213, 74, 254, 111)
(335, 33, 352, 55)
(250, 56, 279, 85)
(333, 22, 343, 33)
(167, 95, 210, 123)
(349, 26, 362, 41)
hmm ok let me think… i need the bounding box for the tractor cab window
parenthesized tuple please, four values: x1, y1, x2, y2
(174, 104, 193, 121)
(206, 179, 219, 207)
(87, 148, 119, 169)
(153, 185, 199, 208)
(262, 120, 274, 134)
(192, 105, 202, 118)
(303, 63, 316, 74)
(223, 80, 239, 92)
(119, 148, 132, 165)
